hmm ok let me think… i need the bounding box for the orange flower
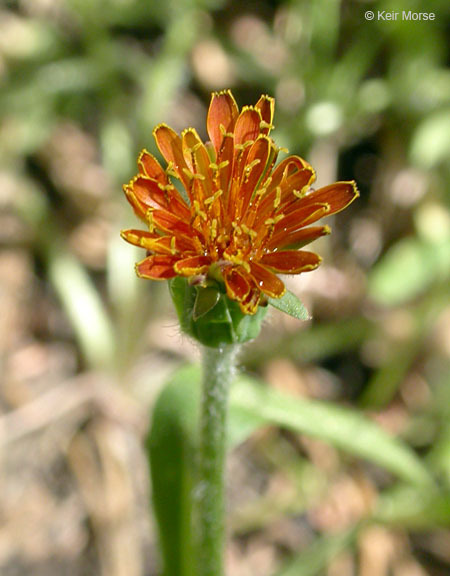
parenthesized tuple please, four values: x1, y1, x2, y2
(121, 90, 359, 314)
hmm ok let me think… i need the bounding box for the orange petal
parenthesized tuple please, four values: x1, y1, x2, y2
(234, 107, 262, 147)
(239, 286, 261, 315)
(223, 267, 251, 302)
(278, 164, 316, 208)
(174, 255, 212, 276)
(135, 255, 178, 279)
(207, 90, 239, 155)
(228, 118, 266, 218)
(249, 261, 286, 298)
(295, 181, 359, 216)
(129, 176, 190, 219)
(123, 185, 147, 221)
(239, 136, 273, 217)
(138, 150, 167, 183)
(182, 128, 213, 197)
(267, 225, 331, 250)
(272, 203, 330, 236)
(267, 156, 313, 189)
(121, 228, 160, 248)
(260, 250, 321, 273)
(151, 209, 199, 238)
(121, 229, 199, 255)
(153, 124, 192, 193)
(255, 95, 275, 135)
(169, 234, 202, 254)
(257, 156, 315, 220)
(216, 133, 234, 198)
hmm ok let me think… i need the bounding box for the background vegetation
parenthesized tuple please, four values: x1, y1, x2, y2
(0, 0, 449, 575)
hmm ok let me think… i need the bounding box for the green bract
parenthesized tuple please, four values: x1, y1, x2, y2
(169, 277, 268, 348)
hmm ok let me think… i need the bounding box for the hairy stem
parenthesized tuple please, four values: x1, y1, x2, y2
(197, 344, 237, 576)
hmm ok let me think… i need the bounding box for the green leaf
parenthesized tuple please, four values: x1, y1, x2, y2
(17, 189, 115, 371)
(147, 366, 200, 576)
(193, 286, 220, 320)
(47, 248, 115, 370)
(375, 485, 450, 528)
(359, 339, 421, 408)
(243, 316, 373, 368)
(230, 377, 433, 487)
(274, 525, 360, 576)
(146, 364, 262, 576)
(158, 365, 433, 487)
(410, 110, 450, 169)
(368, 236, 450, 306)
(227, 403, 265, 448)
(268, 290, 311, 321)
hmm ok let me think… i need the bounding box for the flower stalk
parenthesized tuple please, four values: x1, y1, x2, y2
(197, 344, 237, 576)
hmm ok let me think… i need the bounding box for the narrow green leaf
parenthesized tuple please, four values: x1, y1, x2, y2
(47, 248, 115, 370)
(164, 366, 432, 487)
(155, 366, 433, 488)
(227, 403, 265, 448)
(275, 524, 360, 576)
(147, 365, 200, 576)
(243, 316, 373, 368)
(428, 418, 450, 488)
(230, 377, 433, 487)
(368, 236, 449, 306)
(268, 291, 311, 321)
(359, 340, 420, 408)
(375, 485, 450, 528)
(17, 189, 115, 371)
(410, 110, 450, 169)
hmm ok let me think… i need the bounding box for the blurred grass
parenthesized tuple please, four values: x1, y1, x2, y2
(0, 0, 449, 575)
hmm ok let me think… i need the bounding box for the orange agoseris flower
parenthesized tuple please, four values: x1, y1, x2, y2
(121, 90, 359, 315)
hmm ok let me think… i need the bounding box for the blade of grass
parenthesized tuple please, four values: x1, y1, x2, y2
(274, 524, 361, 576)
(17, 187, 115, 371)
(230, 376, 433, 487)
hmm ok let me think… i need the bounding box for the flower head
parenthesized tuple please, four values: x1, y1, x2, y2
(121, 90, 358, 315)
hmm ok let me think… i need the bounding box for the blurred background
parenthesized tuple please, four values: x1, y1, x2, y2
(0, 0, 449, 574)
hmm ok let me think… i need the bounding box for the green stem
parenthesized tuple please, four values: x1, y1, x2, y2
(197, 344, 237, 576)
